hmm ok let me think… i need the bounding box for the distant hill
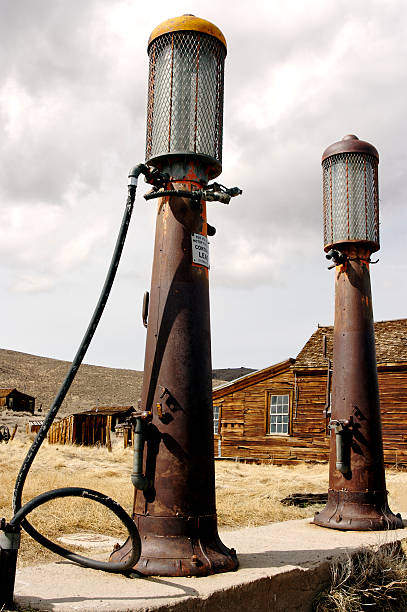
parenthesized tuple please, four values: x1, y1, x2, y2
(212, 367, 256, 382)
(0, 348, 144, 417)
(0, 348, 253, 417)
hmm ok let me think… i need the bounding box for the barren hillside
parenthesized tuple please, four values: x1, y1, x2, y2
(0, 348, 144, 416)
(211, 367, 256, 382)
(0, 348, 245, 418)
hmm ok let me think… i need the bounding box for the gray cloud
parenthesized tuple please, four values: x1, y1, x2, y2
(1, 0, 407, 370)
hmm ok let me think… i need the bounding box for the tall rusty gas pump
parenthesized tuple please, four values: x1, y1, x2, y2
(313, 135, 403, 530)
(111, 15, 240, 575)
(1, 15, 240, 607)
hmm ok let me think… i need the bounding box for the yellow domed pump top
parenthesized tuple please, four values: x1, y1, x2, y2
(148, 14, 227, 51)
(145, 14, 227, 179)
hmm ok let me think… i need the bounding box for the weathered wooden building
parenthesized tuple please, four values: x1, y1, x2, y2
(48, 406, 134, 446)
(213, 319, 407, 466)
(26, 420, 44, 435)
(0, 388, 35, 414)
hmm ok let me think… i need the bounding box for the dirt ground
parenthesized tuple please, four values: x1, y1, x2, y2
(1, 438, 407, 568)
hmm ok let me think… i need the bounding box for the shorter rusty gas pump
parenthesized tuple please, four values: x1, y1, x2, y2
(314, 135, 403, 531)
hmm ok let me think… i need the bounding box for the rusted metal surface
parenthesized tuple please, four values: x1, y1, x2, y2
(314, 246, 403, 530)
(110, 161, 237, 575)
(322, 134, 379, 162)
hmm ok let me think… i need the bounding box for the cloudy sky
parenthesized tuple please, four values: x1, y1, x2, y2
(1, 0, 407, 371)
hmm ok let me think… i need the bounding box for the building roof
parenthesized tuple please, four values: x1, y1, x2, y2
(212, 319, 407, 398)
(79, 406, 134, 416)
(295, 318, 407, 370)
(213, 359, 295, 400)
(0, 388, 35, 400)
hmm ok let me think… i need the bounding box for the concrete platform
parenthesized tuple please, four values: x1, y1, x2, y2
(14, 518, 407, 612)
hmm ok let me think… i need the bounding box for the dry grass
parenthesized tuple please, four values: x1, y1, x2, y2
(2, 440, 407, 568)
(313, 543, 407, 611)
(215, 460, 328, 527)
(0, 440, 133, 567)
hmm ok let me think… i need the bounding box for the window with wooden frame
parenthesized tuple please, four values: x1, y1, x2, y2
(213, 405, 221, 434)
(265, 391, 291, 435)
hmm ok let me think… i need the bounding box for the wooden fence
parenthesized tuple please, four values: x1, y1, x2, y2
(48, 414, 113, 447)
(47, 414, 138, 450)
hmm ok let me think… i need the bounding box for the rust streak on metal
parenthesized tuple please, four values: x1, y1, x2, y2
(168, 34, 174, 152)
(329, 159, 333, 244)
(364, 158, 368, 240)
(146, 44, 156, 160)
(194, 35, 201, 152)
(346, 157, 350, 240)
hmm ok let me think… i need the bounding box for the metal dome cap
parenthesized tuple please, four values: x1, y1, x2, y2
(148, 14, 227, 51)
(322, 134, 379, 163)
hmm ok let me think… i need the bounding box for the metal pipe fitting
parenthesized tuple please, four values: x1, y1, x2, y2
(0, 520, 21, 609)
(329, 419, 352, 474)
(131, 416, 149, 491)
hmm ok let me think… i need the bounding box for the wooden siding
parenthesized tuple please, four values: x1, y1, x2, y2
(379, 367, 407, 465)
(213, 360, 407, 467)
(213, 363, 327, 464)
(47, 407, 133, 447)
(48, 414, 113, 446)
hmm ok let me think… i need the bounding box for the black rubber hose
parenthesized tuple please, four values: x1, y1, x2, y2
(11, 164, 147, 572)
(10, 488, 141, 572)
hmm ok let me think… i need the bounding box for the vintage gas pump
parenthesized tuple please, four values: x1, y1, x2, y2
(110, 15, 240, 575)
(0, 14, 240, 608)
(313, 135, 403, 530)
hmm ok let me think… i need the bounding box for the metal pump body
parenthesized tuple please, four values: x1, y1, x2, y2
(314, 135, 403, 531)
(110, 15, 238, 576)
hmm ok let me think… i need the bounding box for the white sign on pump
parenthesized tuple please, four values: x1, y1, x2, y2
(191, 233, 210, 269)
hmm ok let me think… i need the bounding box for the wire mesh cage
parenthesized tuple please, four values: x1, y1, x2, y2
(146, 30, 226, 178)
(322, 150, 379, 253)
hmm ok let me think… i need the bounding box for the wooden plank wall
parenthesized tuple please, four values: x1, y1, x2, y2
(214, 366, 331, 464)
(123, 426, 134, 449)
(48, 414, 109, 446)
(48, 414, 133, 448)
(379, 368, 407, 466)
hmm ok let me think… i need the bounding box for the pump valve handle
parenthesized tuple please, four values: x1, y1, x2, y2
(144, 183, 242, 205)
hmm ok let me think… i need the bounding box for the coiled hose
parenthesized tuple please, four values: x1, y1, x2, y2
(10, 164, 149, 572)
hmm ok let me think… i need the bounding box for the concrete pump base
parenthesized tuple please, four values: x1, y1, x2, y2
(14, 518, 406, 612)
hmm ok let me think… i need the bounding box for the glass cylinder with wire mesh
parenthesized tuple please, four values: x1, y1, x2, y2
(322, 136, 380, 253)
(146, 29, 226, 177)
